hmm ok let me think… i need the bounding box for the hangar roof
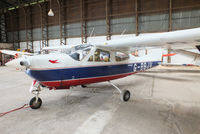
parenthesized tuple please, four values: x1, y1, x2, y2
(0, 0, 47, 13)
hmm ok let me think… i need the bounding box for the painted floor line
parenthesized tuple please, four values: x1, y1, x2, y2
(74, 100, 119, 134)
(74, 110, 112, 134)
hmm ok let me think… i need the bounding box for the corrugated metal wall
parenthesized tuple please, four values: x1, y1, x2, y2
(3, 0, 200, 48)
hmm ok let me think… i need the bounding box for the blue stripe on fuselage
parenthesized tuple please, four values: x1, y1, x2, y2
(26, 61, 160, 82)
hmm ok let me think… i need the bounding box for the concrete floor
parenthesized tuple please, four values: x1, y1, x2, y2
(0, 66, 200, 134)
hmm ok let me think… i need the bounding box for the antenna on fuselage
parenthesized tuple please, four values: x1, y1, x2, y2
(89, 27, 95, 37)
(87, 27, 95, 45)
(121, 29, 127, 35)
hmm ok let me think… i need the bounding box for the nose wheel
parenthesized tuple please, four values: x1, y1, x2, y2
(29, 97, 42, 109)
(109, 81, 131, 102)
(29, 80, 43, 109)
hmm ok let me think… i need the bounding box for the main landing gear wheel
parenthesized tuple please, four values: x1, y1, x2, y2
(120, 90, 131, 102)
(81, 85, 87, 88)
(108, 81, 131, 102)
(29, 97, 42, 109)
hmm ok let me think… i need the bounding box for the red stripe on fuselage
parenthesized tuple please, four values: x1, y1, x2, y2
(41, 72, 136, 89)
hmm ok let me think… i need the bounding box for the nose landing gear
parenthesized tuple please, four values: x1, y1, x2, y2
(29, 80, 43, 109)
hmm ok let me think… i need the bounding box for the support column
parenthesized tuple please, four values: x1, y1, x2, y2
(145, 49, 148, 55)
(106, 0, 111, 40)
(38, 3, 49, 48)
(57, 0, 66, 45)
(168, 0, 173, 31)
(0, 13, 7, 43)
(10, 10, 20, 50)
(23, 6, 34, 52)
(0, 53, 2, 66)
(63, 0, 67, 45)
(0, 53, 5, 66)
(80, 0, 87, 44)
(167, 47, 171, 63)
(135, 0, 139, 36)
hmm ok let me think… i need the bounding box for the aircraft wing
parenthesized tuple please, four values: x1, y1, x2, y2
(0, 50, 33, 57)
(173, 49, 200, 58)
(97, 27, 200, 51)
(42, 45, 77, 51)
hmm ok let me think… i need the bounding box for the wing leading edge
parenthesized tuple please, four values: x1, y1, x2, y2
(0, 50, 33, 57)
(97, 27, 200, 50)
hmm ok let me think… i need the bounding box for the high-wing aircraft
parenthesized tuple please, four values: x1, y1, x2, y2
(1, 27, 200, 109)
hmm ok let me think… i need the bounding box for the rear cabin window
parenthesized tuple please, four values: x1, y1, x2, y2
(88, 49, 110, 62)
(131, 50, 139, 57)
(115, 52, 129, 62)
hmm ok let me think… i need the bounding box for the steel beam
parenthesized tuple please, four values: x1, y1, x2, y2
(23, 6, 34, 52)
(135, 0, 139, 36)
(1, 53, 5, 65)
(38, 2, 49, 48)
(10, 10, 20, 50)
(63, 0, 67, 45)
(0, 0, 13, 7)
(167, 47, 171, 63)
(57, 0, 66, 45)
(106, 0, 111, 40)
(80, 0, 87, 44)
(0, 53, 2, 66)
(168, 0, 173, 31)
(0, 13, 7, 43)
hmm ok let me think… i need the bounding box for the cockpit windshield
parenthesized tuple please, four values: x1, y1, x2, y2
(68, 44, 93, 61)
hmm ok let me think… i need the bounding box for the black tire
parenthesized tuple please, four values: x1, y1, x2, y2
(29, 97, 42, 109)
(120, 90, 131, 102)
(40, 84, 46, 88)
(81, 85, 87, 88)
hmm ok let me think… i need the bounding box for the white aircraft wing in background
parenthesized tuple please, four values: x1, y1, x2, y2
(0, 50, 33, 57)
(42, 45, 77, 51)
(42, 45, 76, 51)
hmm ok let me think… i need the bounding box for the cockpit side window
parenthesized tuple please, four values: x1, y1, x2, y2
(88, 49, 110, 62)
(115, 52, 129, 62)
(69, 45, 92, 61)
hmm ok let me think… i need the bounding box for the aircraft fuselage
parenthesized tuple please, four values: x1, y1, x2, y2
(27, 61, 160, 89)
(24, 45, 161, 89)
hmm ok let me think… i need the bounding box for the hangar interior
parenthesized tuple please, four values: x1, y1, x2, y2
(0, 0, 200, 65)
(0, 0, 200, 47)
(1, 1, 200, 134)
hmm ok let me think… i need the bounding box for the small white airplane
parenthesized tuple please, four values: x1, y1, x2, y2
(1, 27, 200, 109)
